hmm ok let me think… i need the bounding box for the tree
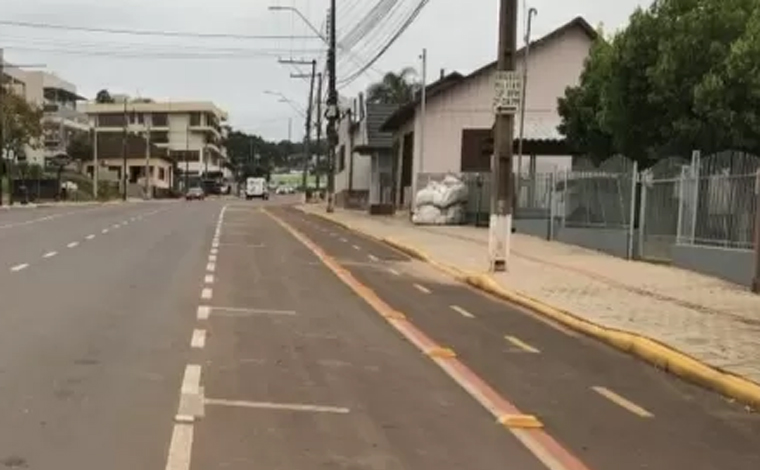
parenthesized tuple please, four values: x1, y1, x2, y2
(66, 132, 93, 173)
(95, 89, 114, 103)
(366, 67, 420, 105)
(557, 0, 760, 165)
(1, 89, 43, 158)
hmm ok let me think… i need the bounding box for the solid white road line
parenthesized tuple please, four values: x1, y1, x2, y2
(368, 254, 379, 262)
(191, 329, 206, 349)
(197, 306, 210, 320)
(206, 263, 216, 272)
(43, 251, 58, 259)
(592, 386, 654, 418)
(204, 398, 350, 414)
(413, 283, 431, 294)
(67, 242, 79, 248)
(10, 263, 29, 272)
(181, 365, 202, 395)
(450, 305, 475, 319)
(201, 288, 213, 300)
(204, 274, 214, 284)
(163, 423, 194, 470)
(505, 335, 541, 354)
(85, 234, 95, 240)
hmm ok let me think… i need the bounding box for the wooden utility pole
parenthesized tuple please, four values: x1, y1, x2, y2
(303, 60, 316, 195)
(121, 100, 128, 201)
(489, 0, 520, 272)
(326, 0, 338, 213)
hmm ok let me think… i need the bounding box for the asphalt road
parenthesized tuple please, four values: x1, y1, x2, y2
(274, 206, 760, 470)
(3, 198, 758, 470)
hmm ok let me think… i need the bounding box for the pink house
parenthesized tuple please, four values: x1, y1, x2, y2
(380, 16, 598, 208)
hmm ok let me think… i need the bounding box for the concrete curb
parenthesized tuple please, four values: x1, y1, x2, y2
(301, 206, 760, 410)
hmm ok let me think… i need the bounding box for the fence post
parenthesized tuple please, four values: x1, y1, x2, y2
(548, 171, 556, 241)
(675, 165, 687, 245)
(637, 170, 648, 260)
(752, 169, 760, 294)
(627, 161, 639, 260)
(690, 150, 701, 243)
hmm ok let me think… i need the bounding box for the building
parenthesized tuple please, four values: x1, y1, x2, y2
(380, 16, 598, 208)
(333, 93, 396, 211)
(80, 100, 229, 188)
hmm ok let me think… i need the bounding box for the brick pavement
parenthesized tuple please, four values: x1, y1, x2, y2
(299, 205, 760, 386)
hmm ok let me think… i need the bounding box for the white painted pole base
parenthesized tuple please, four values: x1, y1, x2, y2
(488, 213, 512, 272)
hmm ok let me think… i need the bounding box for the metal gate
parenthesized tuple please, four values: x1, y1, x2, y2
(638, 157, 689, 262)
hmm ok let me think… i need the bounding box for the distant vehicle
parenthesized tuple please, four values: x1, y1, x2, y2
(185, 187, 206, 201)
(245, 177, 269, 200)
(275, 185, 294, 195)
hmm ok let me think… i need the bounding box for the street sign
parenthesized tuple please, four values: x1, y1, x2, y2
(493, 71, 522, 115)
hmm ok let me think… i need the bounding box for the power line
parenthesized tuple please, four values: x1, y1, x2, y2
(0, 19, 318, 40)
(1, 45, 318, 60)
(338, 0, 430, 87)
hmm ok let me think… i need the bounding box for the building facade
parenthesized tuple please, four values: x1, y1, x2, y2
(80, 101, 229, 188)
(380, 17, 597, 208)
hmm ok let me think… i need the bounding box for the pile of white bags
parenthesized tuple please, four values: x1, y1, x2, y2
(412, 175, 469, 225)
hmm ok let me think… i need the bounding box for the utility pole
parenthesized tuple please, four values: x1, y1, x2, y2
(121, 100, 128, 201)
(419, 48, 427, 177)
(315, 72, 323, 192)
(516, 7, 537, 198)
(292, 60, 317, 198)
(288, 118, 292, 142)
(144, 115, 151, 199)
(184, 121, 190, 191)
(326, 0, 338, 213)
(0, 48, 5, 207)
(489, 0, 520, 272)
(92, 127, 99, 199)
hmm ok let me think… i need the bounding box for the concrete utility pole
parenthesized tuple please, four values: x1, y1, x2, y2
(184, 121, 190, 191)
(0, 48, 5, 207)
(489, 0, 520, 272)
(516, 7, 537, 197)
(291, 60, 317, 198)
(326, 0, 338, 213)
(315, 72, 323, 192)
(121, 100, 128, 201)
(144, 116, 152, 199)
(419, 48, 427, 177)
(92, 127, 99, 199)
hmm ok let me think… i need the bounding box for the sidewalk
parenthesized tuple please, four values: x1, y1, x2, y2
(299, 205, 760, 402)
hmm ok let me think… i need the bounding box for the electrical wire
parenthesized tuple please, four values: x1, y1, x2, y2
(0, 45, 316, 60)
(0, 19, 318, 40)
(338, 0, 430, 87)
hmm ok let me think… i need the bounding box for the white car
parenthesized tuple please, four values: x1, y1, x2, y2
(245, 177, 269, 200)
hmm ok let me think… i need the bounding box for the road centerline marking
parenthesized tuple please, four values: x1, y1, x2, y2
(204, 274, 214, 284)
(451, 305, 475, 318)
(208, 255, 217, 262)
(204, 398, 349, 414)
(413, 283, 431, 294)
(592, 386, 653, 418)
(85, 234, 96, 240)
(368, 254, 379, 262)
(206, 263, 216, 272)
(43, 251, 58, 259)
(102, 228, 110, 234)
(67, 241, 79, 248)
(191, 329, 207, 349)
(388, 268, 401, 276)
(505, 336, 541, 354)
(164, 423, 194, 470)
(352, 244, 361, 250)
(201, 288, 213, 300)
(10, 263, 29, 272)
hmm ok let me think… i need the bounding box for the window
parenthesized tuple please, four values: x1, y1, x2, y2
(159, 168, 166, 180)
(151, 131, 169, 144)
(98, 113, 126, 127)
(190, 112, 201, 126)
(152, 113, 168, 127)
(460, 129, 492, 172)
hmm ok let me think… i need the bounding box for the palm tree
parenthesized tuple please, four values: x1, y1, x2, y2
(366, 67, 420, 105)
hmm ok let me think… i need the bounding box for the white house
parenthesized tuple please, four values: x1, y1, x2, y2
(380, 16, 598, 208)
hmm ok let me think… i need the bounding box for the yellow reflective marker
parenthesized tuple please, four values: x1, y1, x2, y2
(499, 414, 544, 429)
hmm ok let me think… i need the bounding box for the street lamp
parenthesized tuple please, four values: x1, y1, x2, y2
(268, 6, 327, 44)
(264, 91, 306, 118)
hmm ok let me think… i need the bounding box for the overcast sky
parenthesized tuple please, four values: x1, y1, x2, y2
(0, 0, 650, 141)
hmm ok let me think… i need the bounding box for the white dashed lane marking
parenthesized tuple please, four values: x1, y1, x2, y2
(67, 242, 79, 248)
(10, 263, 29, 272)
(43, 251, 58, 259)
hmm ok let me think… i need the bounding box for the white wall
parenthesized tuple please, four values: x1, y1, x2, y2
(409, 25, 592, 178)
(334, 111, 371, 193)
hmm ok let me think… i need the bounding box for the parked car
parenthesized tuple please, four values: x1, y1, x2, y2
(185, 187, 206, 201)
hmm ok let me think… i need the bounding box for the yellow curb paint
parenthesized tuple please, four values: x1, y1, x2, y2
(425, 347, 457, 359)
(382, 311, 407, 321)
(299, 206, 760, 411)
(499, 414, 544, 429)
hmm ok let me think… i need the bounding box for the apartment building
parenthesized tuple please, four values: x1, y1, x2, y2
(80, 101, 229, 187)
(1, 63, 89, 166)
